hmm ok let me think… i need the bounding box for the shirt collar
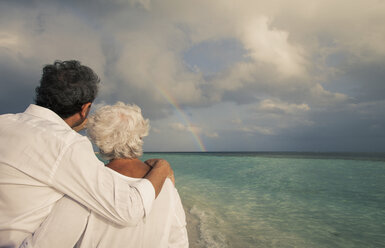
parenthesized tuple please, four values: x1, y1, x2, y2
(24, 104, 72, 130)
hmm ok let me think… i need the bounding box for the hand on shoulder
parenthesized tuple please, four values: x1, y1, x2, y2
(144, 159, 175, 185)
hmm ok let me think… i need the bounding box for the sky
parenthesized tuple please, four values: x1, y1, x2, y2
(1, 0, 385, 152)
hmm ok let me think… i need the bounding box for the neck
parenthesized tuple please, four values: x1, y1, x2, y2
(106, 158, 151, 178)
(63, 114, 81, 128)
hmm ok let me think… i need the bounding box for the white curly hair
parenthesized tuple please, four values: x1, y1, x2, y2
(87, 101, 150, 160)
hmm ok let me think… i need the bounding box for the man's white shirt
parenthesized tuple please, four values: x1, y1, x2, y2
(21, 177, 188, 248)
(0, 104, 155, 247)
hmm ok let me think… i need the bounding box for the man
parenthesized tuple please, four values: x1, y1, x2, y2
(0, 60, 172, 248)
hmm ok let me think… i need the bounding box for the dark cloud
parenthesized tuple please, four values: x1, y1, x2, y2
(282, 106, 385, 152)
(340, 58, 385, 102)
(1, 0, 385, 151)
(0, 56, 40, 114)
(183, 39, 248, 76)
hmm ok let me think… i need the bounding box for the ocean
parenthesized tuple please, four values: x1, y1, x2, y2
(141, 152, 385, 248)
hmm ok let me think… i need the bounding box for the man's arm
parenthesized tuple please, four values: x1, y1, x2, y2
(144, 159, 174, 197)
(74, 119, 172, 198)
(19, 160, 172, 248)
(50, 139, 170, 226)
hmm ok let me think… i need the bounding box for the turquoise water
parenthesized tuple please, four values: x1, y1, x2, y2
(142, 152, 385, 248)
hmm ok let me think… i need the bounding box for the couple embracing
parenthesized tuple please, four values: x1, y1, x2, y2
(0, 60, 188, 247)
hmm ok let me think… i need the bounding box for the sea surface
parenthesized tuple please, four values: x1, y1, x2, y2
(141, 152, 385, 248)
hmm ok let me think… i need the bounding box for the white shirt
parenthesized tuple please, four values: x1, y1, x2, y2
(0, 104, 155, 248)
(21, 176, 188, 248)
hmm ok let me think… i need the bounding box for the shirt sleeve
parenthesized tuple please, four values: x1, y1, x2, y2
(107, 168, 155, 219)
(168, 188, 189, 248)
(49, 138, 155, 226)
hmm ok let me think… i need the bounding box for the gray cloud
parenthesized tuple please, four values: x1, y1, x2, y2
(1, 0, 385, 151)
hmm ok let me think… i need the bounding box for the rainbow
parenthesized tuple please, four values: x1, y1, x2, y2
(156, 87, 206, 152)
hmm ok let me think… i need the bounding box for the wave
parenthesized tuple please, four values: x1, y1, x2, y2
(188, 205, 229, 248)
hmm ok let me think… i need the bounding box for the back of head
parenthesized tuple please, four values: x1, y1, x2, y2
(87, 102, 150, 160)
(35, 60, 100, 118)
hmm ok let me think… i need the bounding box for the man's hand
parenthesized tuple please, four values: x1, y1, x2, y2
(145, 159, 175, 185)
(144, 158, 160, 168)
(144, 159, 170, 169)
(144, 159, 174, 197)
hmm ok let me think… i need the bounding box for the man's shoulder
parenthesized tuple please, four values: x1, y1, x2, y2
(0, 113, 15, 118)
(0, 110, 88, 151)
(0, 112, 18, 123)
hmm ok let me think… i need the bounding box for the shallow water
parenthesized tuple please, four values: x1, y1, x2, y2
(142, 152, 385, 248)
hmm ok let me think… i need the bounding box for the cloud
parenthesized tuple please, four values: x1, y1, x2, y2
(127, 0, 152, 10)
(170, 122, 202, 134)
(0, 32, 20, 49)
(170, 122, 218, 139)
(241, 16, 306, 77)
(170, 122, 188, 131)
(1, 0, 385, 151)
(241, 125, 275, 135)
(257, 99, 310, 114)
(0, 0, 356, 112)
(228, 100, 313, 137)
(114, 33, 205, 105)
(205, 132, 219, 138)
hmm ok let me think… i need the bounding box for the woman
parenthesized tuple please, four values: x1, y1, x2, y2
(20, 102, 188, 248)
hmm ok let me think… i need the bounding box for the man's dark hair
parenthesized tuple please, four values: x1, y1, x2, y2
(35, 60, 100, 118)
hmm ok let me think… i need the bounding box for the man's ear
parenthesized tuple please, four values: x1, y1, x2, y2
(80, 102, 92, 119)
